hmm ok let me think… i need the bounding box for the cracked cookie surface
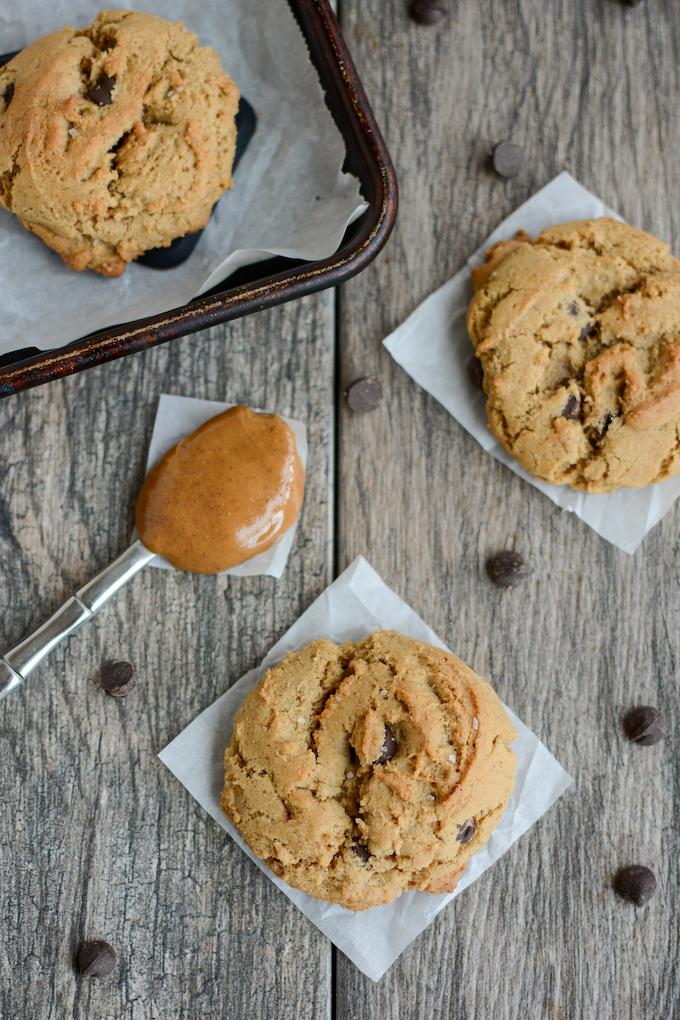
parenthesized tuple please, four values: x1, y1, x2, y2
(467, 218, 680, 492)
(221, 631, 517, 910)
(0, 10, 239, 276)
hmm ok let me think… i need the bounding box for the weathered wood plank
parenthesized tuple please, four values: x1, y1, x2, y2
(335, 0, 680, 1016)
(0, 294, 334, 1020)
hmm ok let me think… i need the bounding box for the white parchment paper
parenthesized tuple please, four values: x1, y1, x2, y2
(0, 0, 366, 354)
(142, 394, 307, 578)
(159, 555, 573, 981)
(384, 172, 680, 554)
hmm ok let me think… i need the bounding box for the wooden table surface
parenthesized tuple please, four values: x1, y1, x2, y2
(1, 2, 678, 1018)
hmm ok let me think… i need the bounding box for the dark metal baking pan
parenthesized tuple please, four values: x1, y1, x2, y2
(0, 0, 398, 397)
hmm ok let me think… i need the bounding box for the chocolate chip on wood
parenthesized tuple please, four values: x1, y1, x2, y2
(486, 551, 532, 589)
(408, 0, 449, 25)
(100, 660, 136, 698)
(623, 706, 666, 746)
(492, 141, 523, 179)
(613, 866, 657, 906)
(77, 940, 116, 978)
(346, 377, 383, 413)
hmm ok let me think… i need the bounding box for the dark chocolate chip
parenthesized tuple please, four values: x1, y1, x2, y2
(3, 82, 14, 108)
(613, 865, 656, 906)
(562, 393, 581, 420)
(485, 551, 532, 589)
(566, 301, 579, 317)
(100, 660, 136, 698)
(375, 723, 397, 765)
(579, 322, 598, 341)
(492, 141, 523, 179)
(77, 940, 116, 978)
(408, 0, 448, 25)
(86, 73, 116, 106)
(594, 412, 613, 440)
(466, 355, 484, 390)
(352, 841, 370, 864)
(623, 706, 666, 746)
(346, 377, 383, 413)
(456, 819, 476, 845)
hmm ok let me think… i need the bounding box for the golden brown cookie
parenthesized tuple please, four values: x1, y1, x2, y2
(0, 10, 239, 276)
(221, 631, 517, 910)
(467, 218, 680, 492)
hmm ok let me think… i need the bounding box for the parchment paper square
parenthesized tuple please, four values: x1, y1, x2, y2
(159, 556, 572, 981)
(384, 172, 680, 553)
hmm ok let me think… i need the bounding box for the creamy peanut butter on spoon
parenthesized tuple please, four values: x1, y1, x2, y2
(135, 406, 304, 573)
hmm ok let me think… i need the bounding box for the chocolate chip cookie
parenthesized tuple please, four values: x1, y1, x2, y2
(221, 631, 517, 910)
(0, 10, 239, 276)
(467, 218, 680, 492)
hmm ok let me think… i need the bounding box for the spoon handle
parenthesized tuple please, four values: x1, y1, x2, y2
(0, 540, 155, 701)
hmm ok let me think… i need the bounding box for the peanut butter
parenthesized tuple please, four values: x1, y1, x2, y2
(135, 406, 304, 573)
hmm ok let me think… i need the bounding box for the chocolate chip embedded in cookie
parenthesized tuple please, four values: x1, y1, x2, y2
(466, 218, 680, 492)
(0, 10, 239, 276)
(221, 631, 517, 910)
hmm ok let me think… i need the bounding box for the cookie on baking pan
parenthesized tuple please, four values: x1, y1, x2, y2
(0, 10, 239, 276)
(467, 218, 680, 493)
(221, 631, 517, 911)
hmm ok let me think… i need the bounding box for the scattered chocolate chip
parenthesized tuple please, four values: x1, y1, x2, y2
(579, 322, 598, 341)
(408, 0, 448, 25)
(466, 355, 484, 390)
(77, 940, 116, 978)
(594, 412, 613, 440)
(346, 377, 383, 413)
(352, 841, 370, 864)
(485, 550, 532, 589)
(613, 865, 656, 906)
(491, 141, 523, 179)
(100, 660, 136, 698)
(623, 706, 666, 746)
(86, 73, 116, 106)
(562, 393, 581, 420)
(456, 819, 476, 845)
(566, 301, 579, 317)
(3, 82, 14, 108)
(375, 723, 397, 765)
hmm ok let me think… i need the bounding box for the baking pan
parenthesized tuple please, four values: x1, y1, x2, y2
(0, 0, 398, 397)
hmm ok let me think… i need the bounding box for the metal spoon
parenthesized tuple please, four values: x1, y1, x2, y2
(0, 540, 155, 701)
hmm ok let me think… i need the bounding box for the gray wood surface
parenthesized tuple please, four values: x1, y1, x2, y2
(0, 1, 679, 1018)
(0, 296, 336, 1020)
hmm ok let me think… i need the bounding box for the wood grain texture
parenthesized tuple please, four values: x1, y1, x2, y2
(335, 0, 680, 1017)
(0, 294, 335, 1020)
